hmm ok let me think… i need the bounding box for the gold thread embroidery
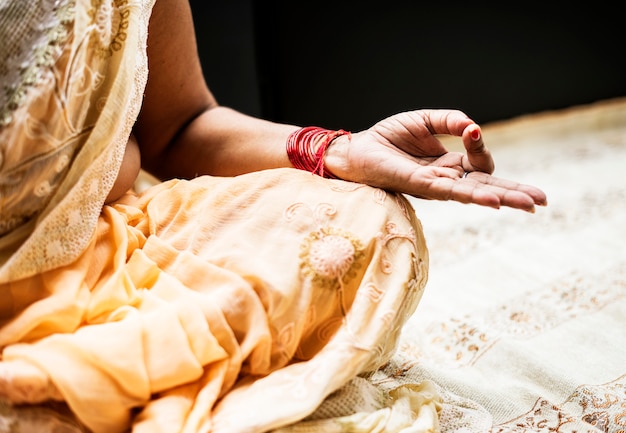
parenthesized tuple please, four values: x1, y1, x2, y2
(89, 0, 131, 57)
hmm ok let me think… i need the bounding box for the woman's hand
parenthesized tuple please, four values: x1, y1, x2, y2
(325, 109, 547, 212)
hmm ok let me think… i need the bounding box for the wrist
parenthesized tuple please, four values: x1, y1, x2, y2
(286, 127, 351, 179)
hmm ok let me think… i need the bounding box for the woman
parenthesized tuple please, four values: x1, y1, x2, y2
(0, 0, 546, 432)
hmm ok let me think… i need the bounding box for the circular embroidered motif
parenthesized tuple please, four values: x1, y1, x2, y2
(309, 234, 354, 278)
(300, 227, 365, 289)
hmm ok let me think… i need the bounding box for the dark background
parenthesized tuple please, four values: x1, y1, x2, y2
(188, 1, 625, 131)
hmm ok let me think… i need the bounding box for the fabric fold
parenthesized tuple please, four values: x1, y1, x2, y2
(0, 168, 428, 432)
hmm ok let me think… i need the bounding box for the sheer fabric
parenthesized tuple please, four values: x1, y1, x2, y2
(0, 0, 151, 281)
(1, 171, 429, 432)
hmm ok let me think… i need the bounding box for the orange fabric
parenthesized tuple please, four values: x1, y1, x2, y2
(0, 169, 428, 433)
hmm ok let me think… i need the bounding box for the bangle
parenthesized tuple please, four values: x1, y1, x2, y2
(286, 126, 351, 179)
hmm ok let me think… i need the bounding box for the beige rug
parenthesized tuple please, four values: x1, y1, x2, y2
(402, 97, 626, 432)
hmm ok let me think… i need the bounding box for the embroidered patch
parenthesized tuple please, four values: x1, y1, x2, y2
(299, 227, 365, 290)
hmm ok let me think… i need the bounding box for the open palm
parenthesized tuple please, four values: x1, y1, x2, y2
(327, 109, 547, 212)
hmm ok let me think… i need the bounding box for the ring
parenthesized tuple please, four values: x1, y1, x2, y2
(462, 171, 470, 179)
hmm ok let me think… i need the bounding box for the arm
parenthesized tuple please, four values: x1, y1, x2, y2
(133, 0, 297, 180)
(133, 0, 547, 212)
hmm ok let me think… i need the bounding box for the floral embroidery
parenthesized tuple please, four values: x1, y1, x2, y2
(400, 264, 626, 368)
(286, 201, 365, 313)
(0, 0, 74, 127)
(567, 376, 626, 433)
(300, 226, 365, 314)
(89, 0, 131, 57)
(0, 0, 135, 237)
(493, 399, 576, 432)
(285, 202, 366, 292)
(372, 187, 387, 205)
(491, 377, 626, 433)
(583, 412, 610, 432)
(377, 221, 416, 274)
(284, 202, 335, 232)
(304, 228, 362, 280)
(362, 282, 385, 304)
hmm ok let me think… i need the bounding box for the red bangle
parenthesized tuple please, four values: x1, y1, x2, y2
(286, 126, 351, 179)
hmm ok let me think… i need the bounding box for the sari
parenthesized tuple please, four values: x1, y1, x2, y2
(0, 0, 430, 432)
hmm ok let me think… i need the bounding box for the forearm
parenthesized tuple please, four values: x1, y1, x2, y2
(141, 106, 299, 180)
(133, 0, 301, 180)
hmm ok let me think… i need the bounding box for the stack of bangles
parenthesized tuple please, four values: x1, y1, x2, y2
(286, 126, 352, 179)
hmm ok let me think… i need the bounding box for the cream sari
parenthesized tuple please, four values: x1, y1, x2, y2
(0, 1, 430, 432)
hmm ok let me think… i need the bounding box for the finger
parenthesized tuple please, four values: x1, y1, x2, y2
(449, 181, 537, 212)
(462, 124, 495, 174)
(405, 166, 502, 209)
(464, 172, 548, 211)
(469, 172, 548, 206)
(425, 171, 547, 212)
(446, 178, 502, 209)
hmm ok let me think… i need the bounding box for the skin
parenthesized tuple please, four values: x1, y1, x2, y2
(110, 0, 547, 213)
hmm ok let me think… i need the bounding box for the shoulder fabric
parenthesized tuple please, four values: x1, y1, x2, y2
(0, 0, 155, 282)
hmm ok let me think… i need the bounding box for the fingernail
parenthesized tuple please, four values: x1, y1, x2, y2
(471, 128, 481, 141)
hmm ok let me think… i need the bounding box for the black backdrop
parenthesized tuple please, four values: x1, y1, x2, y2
(189, 1, 626, 130)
